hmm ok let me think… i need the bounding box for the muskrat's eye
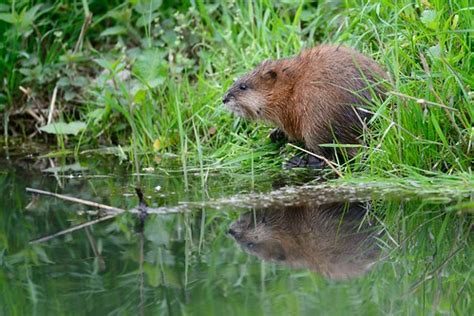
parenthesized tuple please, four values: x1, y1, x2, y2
(239, 83, 248, 90)
(246, 242, 255, 249)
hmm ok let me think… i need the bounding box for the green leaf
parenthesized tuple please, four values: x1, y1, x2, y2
(39, 121, 87, 135)
(132, 49, 167, 88)
(56, 77, 70, 87)
(136, 12, 159, 27)
(420, 10, 438, 30)
(300, 10, 313, 22)
(428, 44, 441, 59)
(133, 0, 162, 14)
(17, 4, 43, 33)
(94, 58, 114, 70)
(161, 265, 182, 288)
(0, 13, 15, 24)
(144, 216, 169, 245)
(23, 4, 42, 25)
(134, 89, 147, 104)
(0, 4, 10, 12)
(42, 163, 87, 173)
(88, 108, 107, 124)
(430, 114, 448, 146)
(27, 278, 38, 305)
(31, 245, 54, 264)
(143, 262, 161, 287)
(100, 25, 127, 37)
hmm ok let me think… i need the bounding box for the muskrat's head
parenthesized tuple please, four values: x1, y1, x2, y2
(227, 210, 288, 262)
(222, 60, 281, 120)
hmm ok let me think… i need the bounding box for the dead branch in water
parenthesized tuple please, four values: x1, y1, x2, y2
(26, 187, 125, 214)
(26, 187, 127, 244)
(29, 213, 118, 244)
(26, 187, 186, 244)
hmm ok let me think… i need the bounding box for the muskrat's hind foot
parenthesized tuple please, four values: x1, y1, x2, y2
(269, 128, 287, 143)
(284, 154, 325, 169)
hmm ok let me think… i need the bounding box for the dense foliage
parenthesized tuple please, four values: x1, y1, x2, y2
(0, 0, 472, 176)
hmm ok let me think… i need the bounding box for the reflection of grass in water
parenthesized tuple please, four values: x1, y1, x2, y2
(0, 166, 472, 315)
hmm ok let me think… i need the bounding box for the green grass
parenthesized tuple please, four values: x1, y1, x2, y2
(0, 0, 472, 177)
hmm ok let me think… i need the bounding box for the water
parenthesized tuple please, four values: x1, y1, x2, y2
(0, 153, 472, 315)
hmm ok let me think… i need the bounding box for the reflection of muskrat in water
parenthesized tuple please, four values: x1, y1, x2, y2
(223, 45, 387, 166)
(228, 202, 382, 280)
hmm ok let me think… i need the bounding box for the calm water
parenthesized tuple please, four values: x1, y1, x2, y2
(0, 153, 472, 315)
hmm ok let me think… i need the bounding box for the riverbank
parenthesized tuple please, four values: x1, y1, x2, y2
(1, 1, 472, 178)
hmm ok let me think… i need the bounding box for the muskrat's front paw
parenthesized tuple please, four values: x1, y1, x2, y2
(269, 128, 287, 143)
(283, 156, 305, 169)
(306, 155, 326, 169)
(284, 154, 325, 169)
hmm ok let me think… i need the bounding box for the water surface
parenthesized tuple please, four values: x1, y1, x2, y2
(0, 153, 472, 315)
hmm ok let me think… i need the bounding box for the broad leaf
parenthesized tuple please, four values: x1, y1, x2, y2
(100, 25, 127, 37)
(132, 49, 167, 88)
(39, 121, 86, 135)
(420, 10, 438, 30)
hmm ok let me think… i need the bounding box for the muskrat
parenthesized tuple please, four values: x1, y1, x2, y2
(228, 202, 382, 280)
(223, 45, 387, 167)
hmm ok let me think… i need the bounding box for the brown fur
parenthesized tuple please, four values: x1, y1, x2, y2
(223, 45, 388, 158)
(228, 202, 382, 280)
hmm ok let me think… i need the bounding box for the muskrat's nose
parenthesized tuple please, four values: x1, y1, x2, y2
(227, 228, 241, 239)
(222, 93, 233, 104)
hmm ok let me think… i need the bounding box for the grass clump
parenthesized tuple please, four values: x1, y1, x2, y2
(0, 0, 472, 177)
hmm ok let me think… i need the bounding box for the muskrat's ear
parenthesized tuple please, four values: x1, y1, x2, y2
(262, 240, 286, 261)
(273, 245, 286, 261)
(263, 69, 277, 81)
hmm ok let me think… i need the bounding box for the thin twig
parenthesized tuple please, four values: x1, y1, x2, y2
(19, 86, 29, 95)
(73, 13, 93, 54)
(27, 187, 127, 244)
(29, 214, 118, 244)
(48, 158, 63, 189)
(389, 91, 459, 112)
(26, 187, 125, 214)
(47, 85, 58, 125)
(25, 108, 44, 125)
(25, 187, 169, 244)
